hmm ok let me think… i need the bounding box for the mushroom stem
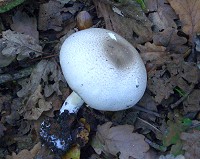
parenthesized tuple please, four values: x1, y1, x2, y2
(60, 91, 84, 114)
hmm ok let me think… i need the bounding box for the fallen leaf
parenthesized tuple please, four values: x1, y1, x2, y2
(181, 130, 200, 159)
(0, 30, 42, 67)
(93, 0, 152, 46)
(92, 122, 149, 159)
(147, 0, 177, 31)
(137, 42, 169, 71)
(168, 0, 200, 41)
(6, 142, 41, 159)
(17, 121, 31, 136)
(153, 27, 188, 54)
(38, 0, 64, 31)
(137, 42, 167, 63)
(183, 89, 200, 113)
(5, 111, 20, 126)
(11, 11, 39, 41)
(22, 85, 52, 120)
(43, 94, 63, 117)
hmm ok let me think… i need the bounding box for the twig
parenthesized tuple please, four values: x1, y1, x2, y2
(133, 104, 162, 118)
(170, 84, 195, 109)
(29, 54, 59, 63)
(137, 117, 162, 134)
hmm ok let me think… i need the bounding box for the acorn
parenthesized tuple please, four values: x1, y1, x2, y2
(76, 11, 93, 30)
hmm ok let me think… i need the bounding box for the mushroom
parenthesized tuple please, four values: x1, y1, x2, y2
(60, 28, 147, 114)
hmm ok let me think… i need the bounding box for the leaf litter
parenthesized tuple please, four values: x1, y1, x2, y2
(0, 0, 199, 159)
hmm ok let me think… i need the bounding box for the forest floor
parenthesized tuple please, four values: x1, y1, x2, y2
(0, 0, 200, 159)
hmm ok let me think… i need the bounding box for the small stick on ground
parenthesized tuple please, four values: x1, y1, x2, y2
(134, 104, 162, 118)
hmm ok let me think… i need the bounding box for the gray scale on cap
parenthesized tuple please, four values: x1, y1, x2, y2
(103, 38, 134, 69)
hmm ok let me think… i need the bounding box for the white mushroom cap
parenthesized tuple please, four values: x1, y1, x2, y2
(60, 28, 147, 111)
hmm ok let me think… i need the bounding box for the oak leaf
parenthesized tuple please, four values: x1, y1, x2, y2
(147, 0, 177, 31)
(168, 0, 200, 41)
(92, 122, 149, 159)
(22, 85, 52, 120)
(0, 30, 42, 67)
(11, 11, 39, 41)
(153, 27, 188, 54)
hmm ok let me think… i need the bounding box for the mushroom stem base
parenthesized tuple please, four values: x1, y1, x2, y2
(60, 91, 84, 114)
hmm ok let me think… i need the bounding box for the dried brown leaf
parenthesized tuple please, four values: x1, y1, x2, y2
(11, 11, 39, 41)
(0, 30, 42, 67)
(22, 85, 52, 120)
(17, 60, 64, 98)
(147, 0, 177, 31)
(183, 89, 200, 113)
(93, 0, 152, 46)
(92, 122, 149, 159)
(181, 130, 200, 159)
(6, 142, 41, 159)
(137, 42, 168, 71)
(153, 27, 188, 54)
(168, 0, 200, 41)
(137, 42, 167, 63)
(38, 0, 64, 31)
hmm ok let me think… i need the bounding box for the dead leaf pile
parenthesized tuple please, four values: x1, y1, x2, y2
(11, 11, 39, 41)
(17, 60, 64, 120)
(137, 41, 199, 104)
(17, 60, 63, 98)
